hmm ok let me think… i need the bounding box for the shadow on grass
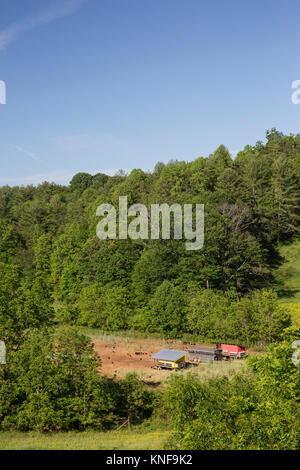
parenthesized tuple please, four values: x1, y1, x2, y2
(276, 288, 300, 298)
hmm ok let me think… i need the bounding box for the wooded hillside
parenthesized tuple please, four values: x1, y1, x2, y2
(1, 129, 300, 343)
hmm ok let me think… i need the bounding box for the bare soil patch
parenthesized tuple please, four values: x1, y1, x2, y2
(91, 334, 256, 384)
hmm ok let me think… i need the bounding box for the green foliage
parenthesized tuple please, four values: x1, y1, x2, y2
(0, 327, 156, 431)
(0, 132, 298, 344)
(137, 281, 187, 337)
(104, 285, 134, 330)
(164, 333, 300, 450)
(77, 283, 106, 327)
(70, 173, 93, 194)
(232, 290, 291, 344)
(120, 373, 156, 424)
(0, 263, 54, 347)
(186, 288, 290, 344)
(1, 130, 300, 444)
(0, 221, 20, 263)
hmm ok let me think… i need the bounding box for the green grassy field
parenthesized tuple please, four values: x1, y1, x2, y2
(0, 429, 170, 450)
(274, 239, 300, 326)
(276, 240, 300, 303)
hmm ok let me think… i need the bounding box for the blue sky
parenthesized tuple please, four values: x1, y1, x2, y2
(0, 0, 300, 186)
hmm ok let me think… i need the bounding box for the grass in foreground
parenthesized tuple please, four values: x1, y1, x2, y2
(116, 358, 246, 385)
(0, 429, 170, 450)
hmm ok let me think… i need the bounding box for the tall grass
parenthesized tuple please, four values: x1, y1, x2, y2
(80, 327, 266, 351)
(0, 429, 170, 450)
(79, 327, 167, 342)
(275, 240, 300, 305)
(113, 358, 246, 385)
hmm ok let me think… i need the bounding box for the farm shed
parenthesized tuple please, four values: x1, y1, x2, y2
(151, 349, 187, 369)
(221, 343, 246, 359)
(188, 346, 223, 363)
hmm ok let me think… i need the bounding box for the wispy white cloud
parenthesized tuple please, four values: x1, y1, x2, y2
(0, 171, 76, 186)
(0, 0, 88, 51)
(0, 168, 150, 187)
(13, 145, 40, 161)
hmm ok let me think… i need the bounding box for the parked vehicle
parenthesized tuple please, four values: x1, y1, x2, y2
(151, 343, 247, 370)
(217, 343, 247, 359)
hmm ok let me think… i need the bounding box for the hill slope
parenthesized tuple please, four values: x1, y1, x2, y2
(275, 239, 300, 326)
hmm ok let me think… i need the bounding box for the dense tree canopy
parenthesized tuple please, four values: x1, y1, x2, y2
(1, 130, 299, 342)
(164, 330, 300, 450)
(0, 129, 300, 442)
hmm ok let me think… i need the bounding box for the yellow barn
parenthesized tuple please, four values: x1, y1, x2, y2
(151, 349, 187, 369)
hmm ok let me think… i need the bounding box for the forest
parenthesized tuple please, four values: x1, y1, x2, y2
(0, 128, 300, 449)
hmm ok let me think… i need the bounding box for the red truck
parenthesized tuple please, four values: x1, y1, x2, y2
(219, 343, 247, 359)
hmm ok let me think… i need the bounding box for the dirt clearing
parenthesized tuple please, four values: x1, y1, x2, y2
(90, 333, 253, 384)
(92, 334, 189, 383)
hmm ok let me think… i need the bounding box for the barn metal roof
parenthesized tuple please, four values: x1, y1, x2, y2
(151, 349, 187, 361)
(188, 347, 216, 353)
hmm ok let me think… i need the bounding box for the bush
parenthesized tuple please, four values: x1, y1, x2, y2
(0, 327, 156, 431)
(164, 332, 300, 450)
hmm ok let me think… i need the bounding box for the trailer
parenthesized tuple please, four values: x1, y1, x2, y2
(188, 346, 223, 363)
(150, 343, 247, 370)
